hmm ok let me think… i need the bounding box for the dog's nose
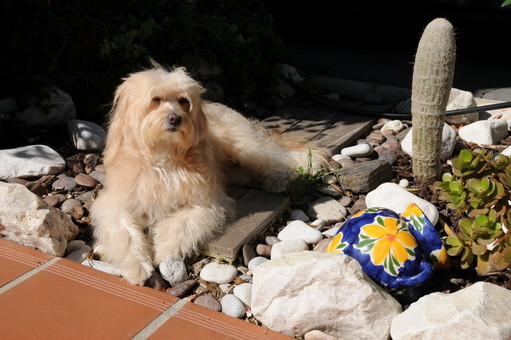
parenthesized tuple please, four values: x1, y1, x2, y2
(168, 112, 182, 127)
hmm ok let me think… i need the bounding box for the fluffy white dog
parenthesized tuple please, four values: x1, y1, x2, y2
(91, 64, 327, 285)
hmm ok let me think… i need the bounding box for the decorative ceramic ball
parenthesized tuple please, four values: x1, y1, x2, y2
(326, 203, 448, 289)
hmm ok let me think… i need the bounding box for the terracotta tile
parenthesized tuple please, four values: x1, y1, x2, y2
(150, 302, 291, 340)
(0, 258, 178, 339)
(0, 238, 54, 287)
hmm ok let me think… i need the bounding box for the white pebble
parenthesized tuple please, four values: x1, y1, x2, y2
(332, 154, 351, 163)
(233, 283, 253, 307)
(81, 259, 122, 277)
(248, 256, 269, 273)
(340, 143, 373, 158)
(221, 294, 246, 318)
(322, 225, 341, 237)
(159, 256, 187, 286)
(271, 239, 309, 260)
(290, 209, 310, 222)
(311, 218, 326, 228)
(399, 179, 409, 188)
(278, 220, 323, 244)
(381, 120, 405, 134)
(200, 262, 237, 284)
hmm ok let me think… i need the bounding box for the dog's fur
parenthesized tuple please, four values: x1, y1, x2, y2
(91, 65, 328, 285)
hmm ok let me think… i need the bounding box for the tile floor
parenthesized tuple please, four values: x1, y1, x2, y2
(0, 238, 291, 339)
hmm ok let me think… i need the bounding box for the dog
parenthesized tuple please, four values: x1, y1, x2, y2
(90, 64, 328, 285)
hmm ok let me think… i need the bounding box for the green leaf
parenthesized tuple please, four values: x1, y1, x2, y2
(459, 149, 473, 163)
(447, 235, 461, 246)
(472, 243, 487, 256)
(502, 0, 511, 7)
(475, 214, 489, 228)
(442, 173, 453, 182)
(447, 245, 463, 256)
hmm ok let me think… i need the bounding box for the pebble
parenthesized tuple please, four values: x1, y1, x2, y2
(159, 256, 187, 286)
(199, 262, 237, 284)
(256, 244, 272, 257)
(89, 170, 105, 185)
(322, 174, 337, 185)
(75, 173, 98, 188)
(271, 239, 309, 260)
(248, 256, 269, 273)
(233, 283, 253, 307)
(381, 120, 405, 134)
(374, 145, 397, 165)
(308, 196, 348, 223)
(52, 174, 77, 191)
(81, 259, 122, 277)
(312, 238, 330, 252)
(242, 244, 256, 266)
(399, 179, 410, 188)
(44, 195, 60, 207)
(265, 236, 279, 246)
(338, 196, 352, 207)
(278, 220, 323, 244)
(322, 225, 341, 237)
(220, 294, 245, 318)
(61, 199, 82, 213)
(338, 158, 356, 169)
(167, 279, 198, 297)
(195, 293, 222, 312)
(65, 243, 91, 262)
(290, 209, 310, 222)
(341, 143, 373, 158)
(75, 190, 95, 202)
(311, 218, 326, 229)
(331, 154, 351, 163)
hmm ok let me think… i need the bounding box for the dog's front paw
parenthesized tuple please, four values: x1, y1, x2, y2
(121, 261, 155, 286)
(261, 169, 291, 193)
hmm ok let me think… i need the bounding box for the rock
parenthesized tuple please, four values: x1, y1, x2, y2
(290, 208, 310, 222)
(312, 238, 330, 252)
(271, 239, 309, 260)
(194, 293, 222, 312)
(331, 154, 351, 163)
(0, 145, 66, 180)
(74, 173, 98, 188)
(242, 244, 256, 266)
(374, 146, 397, 165)
(391, 282, 511, 340)
(68, 119, 107, 151)
(44, 195, 60, 207)
(499, 145, 511, 157)
(265, 236, 279, 246)
(322, 174, 337, 185)
(52, 174, 77, 191)
(401, 123, 457, 159)
(220, 294, 246, 318)
(88, 170, 105, 185)
(308, 196, 348, 223)
(75, 191, 95, 202)
(233, 282, 252, 307)
(144, 272, 169, 291)
(336, 159, 393, 193)
(458, 119, 508, 146)
(304, 330, 340, 340)
(159, 256, 187, 287)
(0, 182, 79, 256)
(256, 244, 272, 257)
(16, 86, 76, 127)
(277, 63, 304, 83)
(311, 218, 327, 230)
(81, 259, 122, 277)
(340, 143, 373, 158)
(366, 182, 439, 225)
(365, 131, 386, 144)
(278, 220, 323, 244)
(248, 256, 269, 273)
(167, 279, 198, 297)
(381, 120, 405, 134)
(399, 179, 410, 188)
(199, 262, 237, 284)
(65, 243, 91, 263)
(61, 199, 82, 214)
(445, 88, 479, 124)
(251, 251, 402, 339)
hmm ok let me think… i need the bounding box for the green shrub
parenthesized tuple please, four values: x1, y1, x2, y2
(435, 148, 511, 274)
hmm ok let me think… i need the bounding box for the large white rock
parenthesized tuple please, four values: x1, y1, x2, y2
(391, 282, 511, 340)
(252, 251, 402, 339)
(401, 123, 457, 159)
(0, 145, 66, 180)
(16, 86, 76, 127)
(365, 182, 439, 225)
(0, 182, 79, 256)
(68, 119, 107, 151)
(458, 119, 508, 146)
(278, 220, 323, 244)
(445, 88, 478, 124)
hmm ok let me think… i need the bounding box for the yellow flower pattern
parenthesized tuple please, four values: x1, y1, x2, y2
(357, 216, 417, 275)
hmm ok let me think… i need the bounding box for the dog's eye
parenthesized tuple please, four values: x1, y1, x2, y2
(151, 96, 162, 104)
(178, 97, 189, 106)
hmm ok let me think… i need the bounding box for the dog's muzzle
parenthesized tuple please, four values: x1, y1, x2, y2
(166, 112, 182, 132)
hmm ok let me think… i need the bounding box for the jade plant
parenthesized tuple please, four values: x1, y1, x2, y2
(435, 148, 511, 274)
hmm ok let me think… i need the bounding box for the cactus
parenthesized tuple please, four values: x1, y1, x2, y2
(411, 18, 456, 183)
(435, 148, 511, 274)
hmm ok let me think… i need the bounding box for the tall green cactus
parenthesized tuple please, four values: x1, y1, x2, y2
(412, 18, 456, 183)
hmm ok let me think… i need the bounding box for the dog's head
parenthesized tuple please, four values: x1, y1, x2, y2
(104, 65, 208, 162)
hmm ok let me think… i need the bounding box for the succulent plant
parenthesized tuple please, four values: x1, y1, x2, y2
(435, 148, 511, 274)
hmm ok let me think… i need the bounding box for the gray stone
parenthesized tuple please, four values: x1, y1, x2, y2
(0, 182, 79, 256)
(242, 244, 256, 266)
(68, 119, 107, 151)
(220, 294, 246, 318)
(308, 196, 348, 223)
(52, 174, 77, 191)
(336, 159, 393, 193)
(159, 256, 187, 287)
(0, 145, 66, 180)
(61, 199, 82, 214)
(194, 293, 222, 312)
